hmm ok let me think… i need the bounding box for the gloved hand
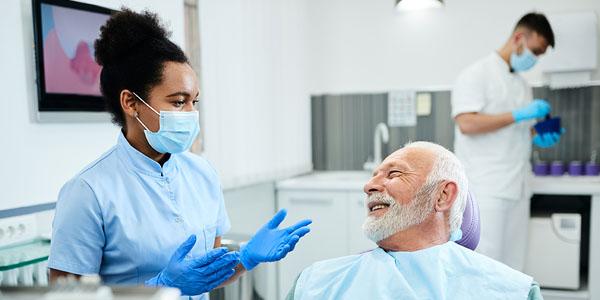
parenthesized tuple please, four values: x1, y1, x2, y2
(145, 234, 240, 296)
(533, 129, 565, 148)
(512, 99, 551, 123)
(240, 209, 311, 270)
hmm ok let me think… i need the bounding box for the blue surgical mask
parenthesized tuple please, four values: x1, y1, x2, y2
(510, 39, 538, 72)
(133, 92, 200, 154)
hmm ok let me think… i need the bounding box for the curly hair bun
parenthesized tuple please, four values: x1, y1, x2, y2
(94, 8, 171, 66)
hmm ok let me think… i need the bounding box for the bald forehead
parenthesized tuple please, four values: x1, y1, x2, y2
(380, 146, 435, 173)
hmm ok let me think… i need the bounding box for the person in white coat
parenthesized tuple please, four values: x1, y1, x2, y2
(451, 12, 563, 271)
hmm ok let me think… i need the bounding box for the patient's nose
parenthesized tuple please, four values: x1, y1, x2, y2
(364, 178, 384, 195)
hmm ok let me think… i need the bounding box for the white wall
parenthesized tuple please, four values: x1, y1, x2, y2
(198, 0, 313, 189)
(6, 0, 596, 210)
(0, 0, 185, 210)
(306, 0, 600, 94)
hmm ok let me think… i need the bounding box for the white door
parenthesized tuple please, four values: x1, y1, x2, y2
(276, 190, 348, 299)
(347, 192, 377, 254)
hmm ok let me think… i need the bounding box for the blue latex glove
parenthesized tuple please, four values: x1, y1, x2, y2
(533, 129, 565, 148)
(512, 99, 551, 123)
(145, 234, 240, 296)
(240, 209, 312, 270)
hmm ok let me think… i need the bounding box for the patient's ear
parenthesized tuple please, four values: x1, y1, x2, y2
(434, 181, 458, 212)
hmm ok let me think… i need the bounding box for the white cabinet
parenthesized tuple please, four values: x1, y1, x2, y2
(276, 190, 348, 299)
(347, 192, 377, 254)
(530, 177, 600, 300)
(275, 174, 377, 299)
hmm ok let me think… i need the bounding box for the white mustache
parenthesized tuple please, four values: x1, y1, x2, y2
(362, 190, 434, 242)
(365, 192, 396, 209)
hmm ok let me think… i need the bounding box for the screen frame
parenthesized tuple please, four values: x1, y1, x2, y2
(32, 0, 115, 113)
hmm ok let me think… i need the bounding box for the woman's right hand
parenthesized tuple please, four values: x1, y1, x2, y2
(145, 234, 240, 296)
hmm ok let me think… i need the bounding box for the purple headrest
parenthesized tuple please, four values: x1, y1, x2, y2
(455, 191, 480, 250)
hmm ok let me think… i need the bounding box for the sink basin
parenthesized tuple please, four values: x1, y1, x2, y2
(276, 171, 372, 192)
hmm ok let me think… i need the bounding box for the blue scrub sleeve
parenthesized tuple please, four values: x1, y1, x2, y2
(202, 158, 231, 237)
(48, 177, 105, 275)
(215, 189, 231, 237)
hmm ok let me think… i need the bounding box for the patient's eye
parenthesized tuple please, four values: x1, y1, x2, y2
(388, 170, 402, 177)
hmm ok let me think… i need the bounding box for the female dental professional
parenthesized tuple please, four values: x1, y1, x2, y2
(47, 9, 311, 299)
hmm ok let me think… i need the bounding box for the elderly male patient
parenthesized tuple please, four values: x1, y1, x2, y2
(287, 142, 542, 300)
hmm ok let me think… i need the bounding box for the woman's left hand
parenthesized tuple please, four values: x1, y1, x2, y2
(240, 209, 312, 270)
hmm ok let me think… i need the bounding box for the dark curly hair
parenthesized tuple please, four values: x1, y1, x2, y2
(94, 8, 188, 127)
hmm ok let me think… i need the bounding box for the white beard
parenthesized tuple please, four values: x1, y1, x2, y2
(362, 185, 436, 243)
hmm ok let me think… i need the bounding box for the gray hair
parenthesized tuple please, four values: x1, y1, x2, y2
(403, 141, 468, 233)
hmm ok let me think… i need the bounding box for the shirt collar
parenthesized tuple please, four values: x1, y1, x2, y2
(492, 51, 512, 73)
(384, 241, 453, 259)
(116, 131, 178, 179)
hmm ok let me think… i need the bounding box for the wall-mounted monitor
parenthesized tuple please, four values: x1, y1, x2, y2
(32, 0, 114, 122)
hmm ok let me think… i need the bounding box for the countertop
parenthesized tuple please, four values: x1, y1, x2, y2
(531, 174, 600, 195)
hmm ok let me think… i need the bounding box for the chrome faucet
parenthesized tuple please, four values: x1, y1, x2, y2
(363, 122, 389, 171)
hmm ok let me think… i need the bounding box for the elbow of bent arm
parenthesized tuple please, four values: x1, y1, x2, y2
(457, 123, 473, 134)
(455, 116, 477, 135)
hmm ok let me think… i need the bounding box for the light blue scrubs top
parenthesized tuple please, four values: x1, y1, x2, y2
(49, 133, 231, 298)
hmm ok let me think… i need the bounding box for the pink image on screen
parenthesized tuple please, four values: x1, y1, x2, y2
(43, 5, 109, 96)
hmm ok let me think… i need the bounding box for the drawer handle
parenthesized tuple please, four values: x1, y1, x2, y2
(289, 198, 333, 206)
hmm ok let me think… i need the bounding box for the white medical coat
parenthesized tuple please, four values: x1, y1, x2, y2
(452, 52, 534, 201)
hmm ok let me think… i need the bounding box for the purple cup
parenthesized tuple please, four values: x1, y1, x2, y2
(585, 162, 600, 176)
(533, 162, 549, 176)
(550, 161, 565, 176)
(568, 161, 583, 176)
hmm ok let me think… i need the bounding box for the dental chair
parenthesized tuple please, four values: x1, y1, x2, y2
(456, 191, 480, 250)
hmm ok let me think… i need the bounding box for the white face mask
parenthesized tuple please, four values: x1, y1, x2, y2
(133, 92, 200, 154)
(510, 36, 538, 72)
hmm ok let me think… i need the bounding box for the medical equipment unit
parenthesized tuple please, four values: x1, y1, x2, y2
(0, 214, 49, 288)
(0, 279, 181, 300)
(525, 194, 590, 291)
